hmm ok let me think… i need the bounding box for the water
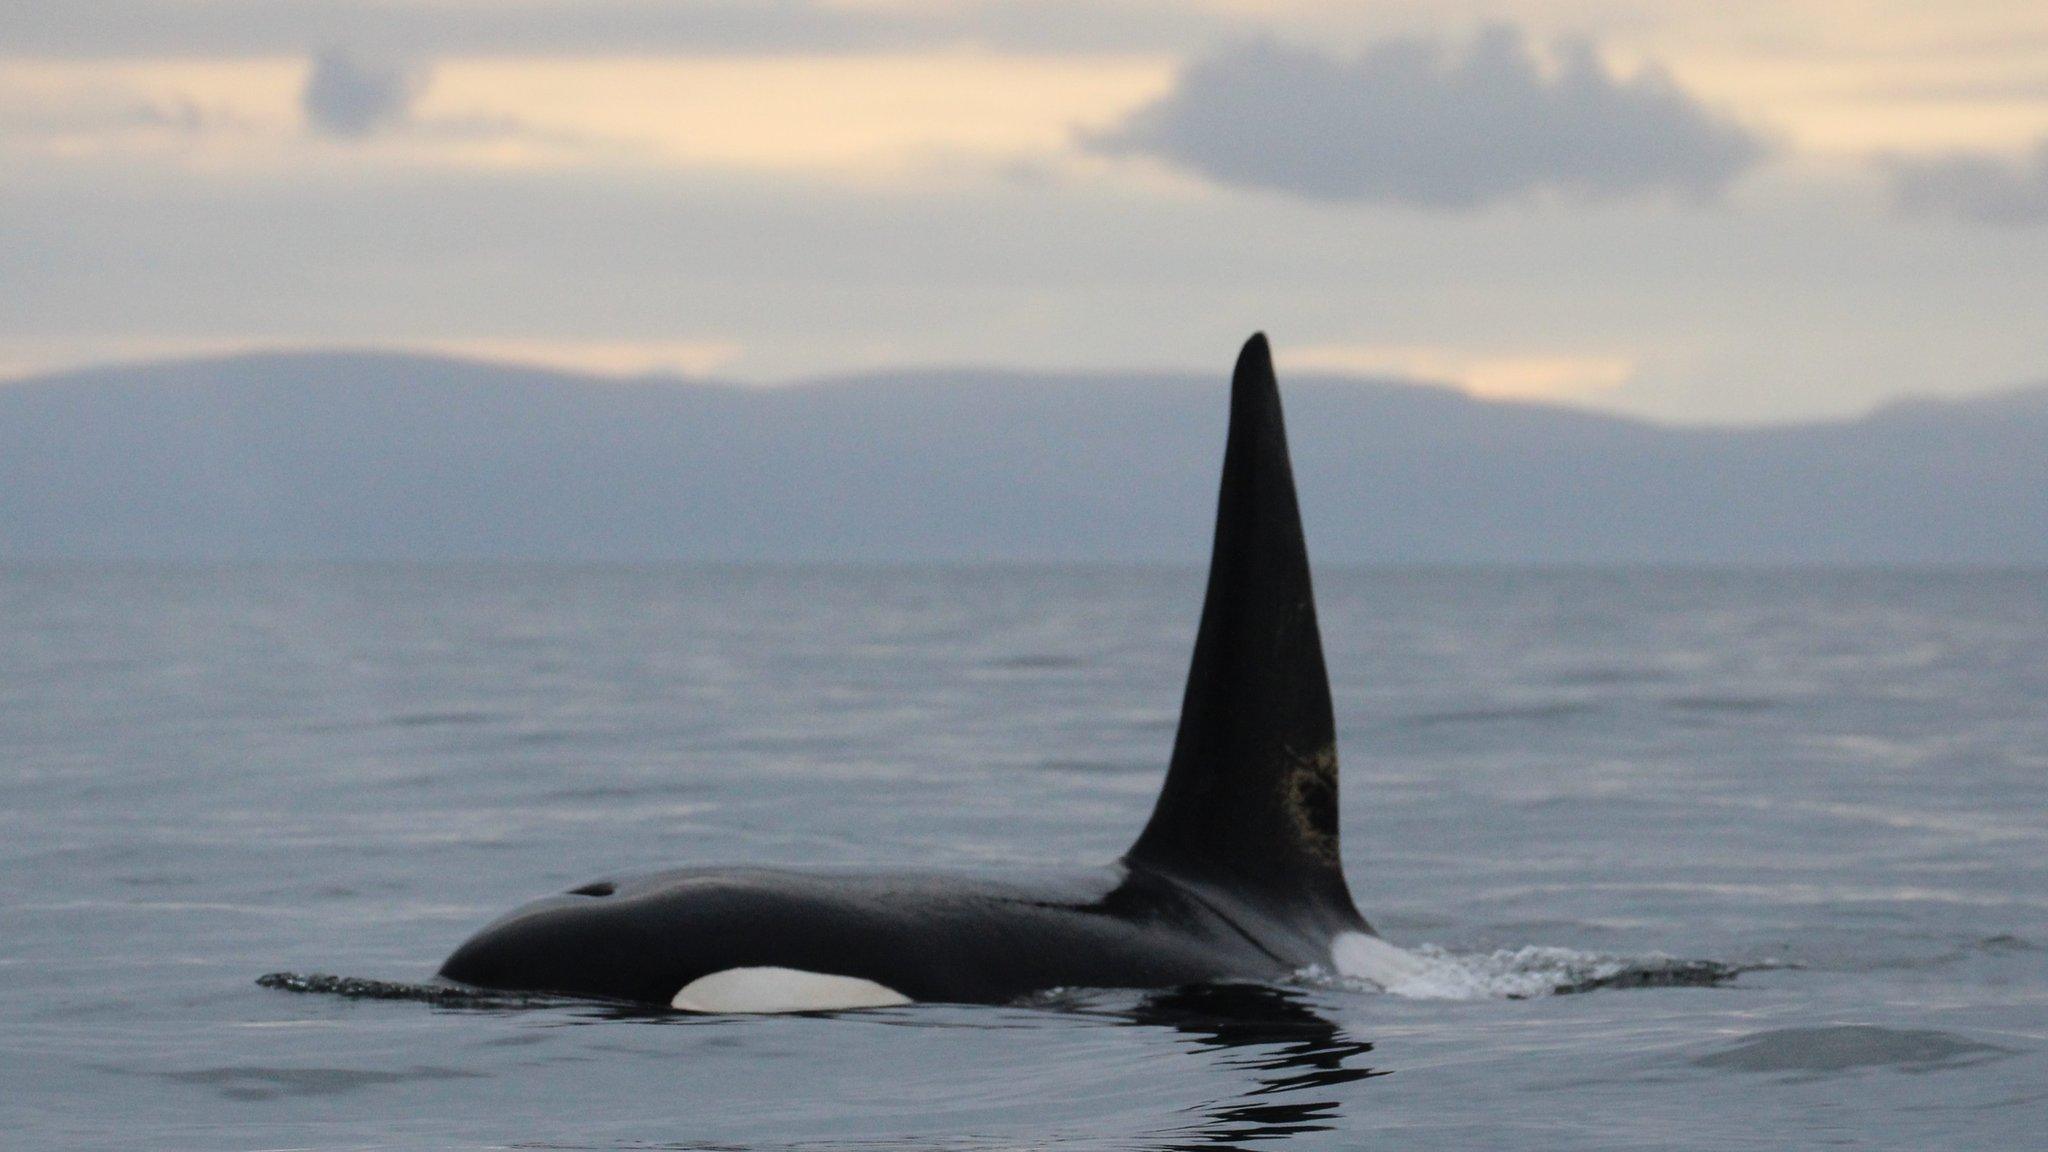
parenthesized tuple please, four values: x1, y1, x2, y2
(3, 566, 2044, 1150)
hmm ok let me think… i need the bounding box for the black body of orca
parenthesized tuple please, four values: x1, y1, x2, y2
(438, 333, 1410, 1010)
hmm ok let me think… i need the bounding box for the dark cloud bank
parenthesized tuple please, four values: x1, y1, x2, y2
(1090, 28, 1770, 208)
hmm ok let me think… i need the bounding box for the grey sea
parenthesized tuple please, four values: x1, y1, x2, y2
(3, 566, 2044, 1150)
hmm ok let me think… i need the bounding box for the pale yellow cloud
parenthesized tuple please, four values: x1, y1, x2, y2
(411, 337, 743, 378)
(1279, 344, 1635, 402)
(0, 335, 268, 381)
(0, 51, 1177, 177)
(1643, 49, 2048, 156)
(0, 59, 296, 164)
(0, 335, 742, 382)
(422, 52, 1174, 175)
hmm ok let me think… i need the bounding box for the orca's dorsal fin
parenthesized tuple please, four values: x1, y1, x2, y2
(1125, 334, 1366, 930)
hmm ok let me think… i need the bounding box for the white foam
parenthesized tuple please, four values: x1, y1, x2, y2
(1328, 934, 1646, 1000)
(1329, 931, 1439, 994)
(670, 967, 912, 1014)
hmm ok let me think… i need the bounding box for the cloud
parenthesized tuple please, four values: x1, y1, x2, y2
(0, 93, 210, 136)
(1279, 344, 1635, 401)
(1086, 28, 1771, 209)
(300, 49, 427, 138)
(1885, 139, 2048, 226)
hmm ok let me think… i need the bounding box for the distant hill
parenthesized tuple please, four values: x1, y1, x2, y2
(3, 350, 2045, 563)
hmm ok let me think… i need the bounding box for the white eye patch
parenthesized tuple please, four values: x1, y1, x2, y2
(670, 967, 913, 1014)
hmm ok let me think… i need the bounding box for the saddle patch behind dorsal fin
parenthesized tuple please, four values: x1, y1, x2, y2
(1124, 334, 1366, 933)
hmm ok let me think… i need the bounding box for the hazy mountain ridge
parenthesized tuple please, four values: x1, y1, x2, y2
(3, 351, 2043, 563)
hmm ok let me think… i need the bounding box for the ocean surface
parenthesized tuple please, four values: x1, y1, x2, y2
(3, 566, 2044, 1150)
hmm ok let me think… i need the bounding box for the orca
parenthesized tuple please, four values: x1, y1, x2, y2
(438, 333, 1424, 1010)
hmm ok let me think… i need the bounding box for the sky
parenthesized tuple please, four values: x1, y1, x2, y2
(4, 0, 2048, 423)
